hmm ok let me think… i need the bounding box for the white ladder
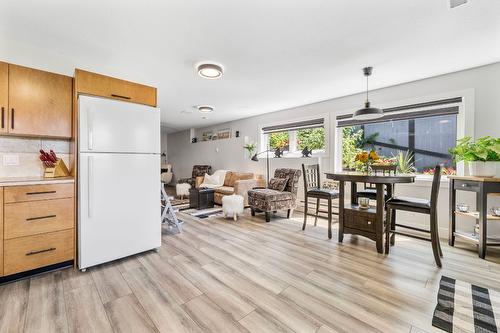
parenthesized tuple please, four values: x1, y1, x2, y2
(161, 183, 182, 232)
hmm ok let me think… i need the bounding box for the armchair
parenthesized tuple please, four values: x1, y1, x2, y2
(247, 168, 301, 222)
(178, 165, 212, 187)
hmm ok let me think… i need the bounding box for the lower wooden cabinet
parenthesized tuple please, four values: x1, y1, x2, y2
(4, 229, 74, 275)
(0, 182, 75, 278)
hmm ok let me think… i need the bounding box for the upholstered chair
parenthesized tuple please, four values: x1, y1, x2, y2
(178, 165, 212, 187)
(247, 168, 301, 222)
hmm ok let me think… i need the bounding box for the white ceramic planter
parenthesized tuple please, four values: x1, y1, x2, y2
(468, 161, 498, 177)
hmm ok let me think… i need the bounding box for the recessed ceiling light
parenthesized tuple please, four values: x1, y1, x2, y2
(198, 105, 214, 113)
(197, 63, 223, 79)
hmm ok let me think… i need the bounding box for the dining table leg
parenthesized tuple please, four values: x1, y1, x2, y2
(350, 181, 357, 205)
(375, 183, 384, 254)
(338, 180, 345, 243)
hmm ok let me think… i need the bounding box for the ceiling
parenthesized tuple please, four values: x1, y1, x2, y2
(1, 0, 500, 133)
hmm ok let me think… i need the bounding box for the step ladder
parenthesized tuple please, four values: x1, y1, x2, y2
(161, 183, 182, 232)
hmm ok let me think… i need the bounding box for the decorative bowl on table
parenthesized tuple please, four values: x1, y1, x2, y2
(456, 203, 469, 213)
(491, 207, 500, 217)
(358, 197, 370, 209)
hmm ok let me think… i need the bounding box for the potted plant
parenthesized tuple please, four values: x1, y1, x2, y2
(243, 143, 257, 158)
(449, 136, 500, 177)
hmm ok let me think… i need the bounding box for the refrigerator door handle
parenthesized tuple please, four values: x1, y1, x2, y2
(88, 108, 94, 150)
(88, 156, 93, 218)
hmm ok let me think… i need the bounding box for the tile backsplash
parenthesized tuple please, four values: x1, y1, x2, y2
(0, 137, 70, 178)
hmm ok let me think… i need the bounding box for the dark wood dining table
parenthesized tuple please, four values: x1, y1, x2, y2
(325, 172, 416, 253)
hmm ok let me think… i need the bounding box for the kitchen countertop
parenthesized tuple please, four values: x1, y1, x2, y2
(0, 176, 75, 186)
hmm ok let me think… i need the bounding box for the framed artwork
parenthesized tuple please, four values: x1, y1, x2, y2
(217, 128, 231, 140)
(202, 131, 213, 141)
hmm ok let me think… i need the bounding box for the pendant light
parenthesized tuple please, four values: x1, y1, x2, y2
(353, 67, 384, 120)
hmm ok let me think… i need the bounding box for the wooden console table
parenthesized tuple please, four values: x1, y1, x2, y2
(448, 175, 500, 259)
(325, 172, 415, 253)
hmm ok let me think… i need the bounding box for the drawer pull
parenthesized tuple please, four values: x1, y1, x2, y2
(26, 214, 57, 222)
(26, 190, 57, 195)
(111, 94, 131, 100)
(462, 184, 468, 188)
(367, 221, 372, 225)
(1, 106, 4, 128)
(26, 247, 56, 256)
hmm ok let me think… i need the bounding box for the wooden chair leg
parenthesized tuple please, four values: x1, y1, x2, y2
(390, 209, 396, 246)
(287, 209, 291, 219)
(385, 208, 391, 254)
(302, 197, 308, 230)
(314, 197, 320, 226)
(430, 212, 442, 267)
(327, 197, 332, 239)
(251, 208, 255, 216)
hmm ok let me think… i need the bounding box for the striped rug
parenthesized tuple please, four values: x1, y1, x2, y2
(433, 276, 500, 332)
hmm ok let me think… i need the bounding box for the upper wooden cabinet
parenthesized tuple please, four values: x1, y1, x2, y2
(8, 64, 72, 138)
(75, 69, 157, 107)
(0, 62, 8, 134)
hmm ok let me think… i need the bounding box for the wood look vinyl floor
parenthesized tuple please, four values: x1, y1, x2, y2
(1, 210, 500, 333)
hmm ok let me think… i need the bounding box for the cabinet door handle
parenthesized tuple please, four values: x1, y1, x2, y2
(26, 247, 56, 256)
(26, 214, 57, 222)
(111, 94, 131, 100)
(88, 156, 93, 218)
(11, 108, 14, 129)
(26, 190, 57, 195)
(1, 106, 4, 128)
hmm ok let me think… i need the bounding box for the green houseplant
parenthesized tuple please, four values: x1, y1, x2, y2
(243, 143, 257, 158)
(449, 136, 500, 177)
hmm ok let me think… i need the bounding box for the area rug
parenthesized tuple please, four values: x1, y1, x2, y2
(432, 276, 500, 332)
(181, 207, 223, 219)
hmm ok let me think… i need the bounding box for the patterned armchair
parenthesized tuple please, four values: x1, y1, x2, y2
(178, 165, 212, 187)
(247, 168, 301, 222)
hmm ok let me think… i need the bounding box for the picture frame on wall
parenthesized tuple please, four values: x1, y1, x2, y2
(217, 128, 231, 140)
(202, 131, 213, 141)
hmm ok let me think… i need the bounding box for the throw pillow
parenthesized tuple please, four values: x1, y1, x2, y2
(268, 178, 288, 191)
(201, 173, 221, 188)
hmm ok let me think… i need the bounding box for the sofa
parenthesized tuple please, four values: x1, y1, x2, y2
(214, 171, 264, 205)
(247, 168, 301, 222)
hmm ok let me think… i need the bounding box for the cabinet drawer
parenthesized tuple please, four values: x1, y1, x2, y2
(454, 180, 480, 192)
(344, 210, 376, 233)
(4, 183, 74, 203)
(4, 229, 74, 275)
(4, 198, 74, 239)
(75, 69, 157, 107)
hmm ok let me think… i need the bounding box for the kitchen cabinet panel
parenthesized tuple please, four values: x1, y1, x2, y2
(0, 62, 7, 134)
(4, 229, 74, 275)
(75, 69, 156, 107)
(4, 198, 74, 239)
(8, 64, 72, 138)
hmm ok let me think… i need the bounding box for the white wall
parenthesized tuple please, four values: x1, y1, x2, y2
(168, 62, 500, 233)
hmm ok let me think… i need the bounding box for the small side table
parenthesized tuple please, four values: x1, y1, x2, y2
(189, 187, 215, 210)
(448, 175, 500, 259)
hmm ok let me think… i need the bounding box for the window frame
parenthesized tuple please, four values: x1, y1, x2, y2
(259, 113, 330, 159)
(334, 89, 474, 178)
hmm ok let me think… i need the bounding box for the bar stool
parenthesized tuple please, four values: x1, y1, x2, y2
(301, 164, 339, 239)
(386, 165, 443, 267)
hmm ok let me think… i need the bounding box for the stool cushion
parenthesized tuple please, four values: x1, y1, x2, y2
(176, 183, 191, 196)
(387, 196, 430, 210)
(222, 195, 244, 215)
(307, 188, 339, 198)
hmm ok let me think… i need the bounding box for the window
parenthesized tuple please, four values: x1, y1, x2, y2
(262, 118, 326, 157)
(338, 103, 459, 174)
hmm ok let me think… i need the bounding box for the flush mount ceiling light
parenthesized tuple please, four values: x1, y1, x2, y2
(353, 67, 384, 120)
(197, 63, 223, 79)
(198, 105, 214, 113)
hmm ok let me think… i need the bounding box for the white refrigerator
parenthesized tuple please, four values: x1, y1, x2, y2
(78, 95, 161, 270)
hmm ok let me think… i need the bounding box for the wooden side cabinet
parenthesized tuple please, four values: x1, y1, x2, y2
(8, 64, 72, 138)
